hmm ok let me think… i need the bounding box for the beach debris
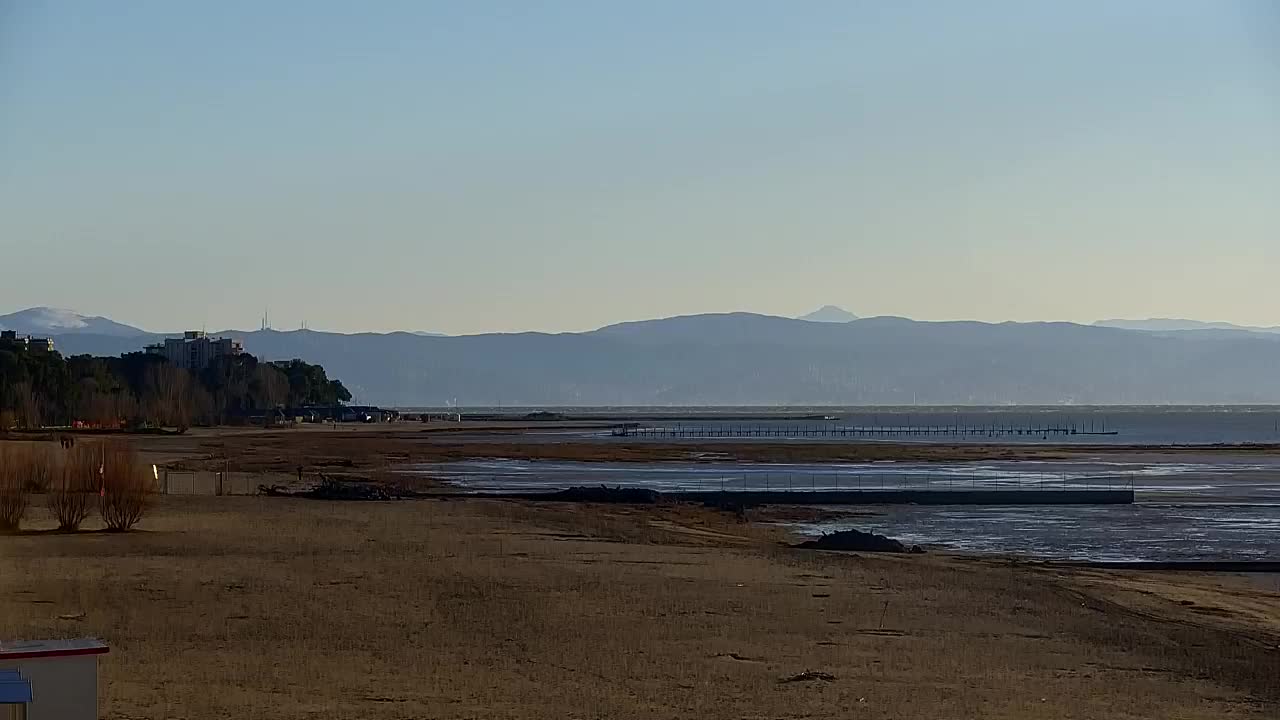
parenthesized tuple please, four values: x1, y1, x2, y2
(794, 529, 925, 554)
(701, 496, 750, 519)
(543, 485, 661, 504)
(713, 652, 762, 662)
(779, 670, 836, 684)
(259, 477, 401, 501)
(523, 411, 567, 421)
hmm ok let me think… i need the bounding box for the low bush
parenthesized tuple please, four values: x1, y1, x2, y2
(49, 443, 98, 531)
(0, 445, 36, 530)
(99, 441, 152, 532)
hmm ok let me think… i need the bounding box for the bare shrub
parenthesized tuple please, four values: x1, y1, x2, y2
(99, 441, 153, 532)
(24, 446, 54, 493)
(49, 443, 98, 531)
(0, 445, 33, 531)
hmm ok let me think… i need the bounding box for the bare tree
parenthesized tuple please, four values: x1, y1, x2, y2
(12, 382, 41, 429)
(77, 388, 120, 428)
(250, 365, 289, 410)
(143, 365, 196, 429)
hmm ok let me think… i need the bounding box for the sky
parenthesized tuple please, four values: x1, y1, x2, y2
(1, 1, 1277, 335)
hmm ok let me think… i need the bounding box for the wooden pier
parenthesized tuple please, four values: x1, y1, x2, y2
(612, 422, 1118, 439)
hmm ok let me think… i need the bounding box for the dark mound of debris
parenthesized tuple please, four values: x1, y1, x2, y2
(700, 496, 750, 521)
(779, 671, 836, 684)
(259, 478, 401, 501)
(795, 529, 925, 554)
(544, 485, 661, 504)
(701, 496, 748, 512)
(523, 410, 568, 421)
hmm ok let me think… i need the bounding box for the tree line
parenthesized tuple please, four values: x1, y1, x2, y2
(0, 348, 351, 430)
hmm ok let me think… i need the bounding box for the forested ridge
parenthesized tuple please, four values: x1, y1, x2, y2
(0, 348, 350, 429)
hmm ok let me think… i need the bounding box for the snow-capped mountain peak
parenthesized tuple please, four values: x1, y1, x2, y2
(0, 307, 148, 337)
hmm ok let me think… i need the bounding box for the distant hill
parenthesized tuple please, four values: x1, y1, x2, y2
(32, 313, 1280, 406)
(22, 308, 1280, 405)
(0, 307, 147, 337)
(798, 305, 859, 323)
(1095, 318, 1280, 335)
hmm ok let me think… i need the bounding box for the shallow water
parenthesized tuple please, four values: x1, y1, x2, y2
(798, 504, 1280, 562)
(415, 457, 1280, 561)
(414, 457, 1280, 502)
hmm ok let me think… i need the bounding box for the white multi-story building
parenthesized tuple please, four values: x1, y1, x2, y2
(145, 331, 243, 370)
(0, 331, 54, 353)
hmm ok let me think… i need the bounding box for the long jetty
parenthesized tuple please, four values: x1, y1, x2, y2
(483, 487, 1135, 506)
(673, 488, 1133, 505)
(612, 422, 1118, 439)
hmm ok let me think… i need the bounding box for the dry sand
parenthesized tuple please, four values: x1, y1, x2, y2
(3, 495, 1279, 719)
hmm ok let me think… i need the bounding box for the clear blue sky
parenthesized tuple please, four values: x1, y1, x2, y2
(2, 1, 1277, 334)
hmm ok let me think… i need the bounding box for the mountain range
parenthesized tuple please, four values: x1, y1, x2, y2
(8, 307, 1280, 406)
(1094, 318, 1280, 335)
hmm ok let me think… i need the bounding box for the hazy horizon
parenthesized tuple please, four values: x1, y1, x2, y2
(3, 1, 1277, 335)
(8, 303, 1280, 338)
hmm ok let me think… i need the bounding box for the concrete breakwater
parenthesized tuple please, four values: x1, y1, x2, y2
(482, 486, 1134, 506)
